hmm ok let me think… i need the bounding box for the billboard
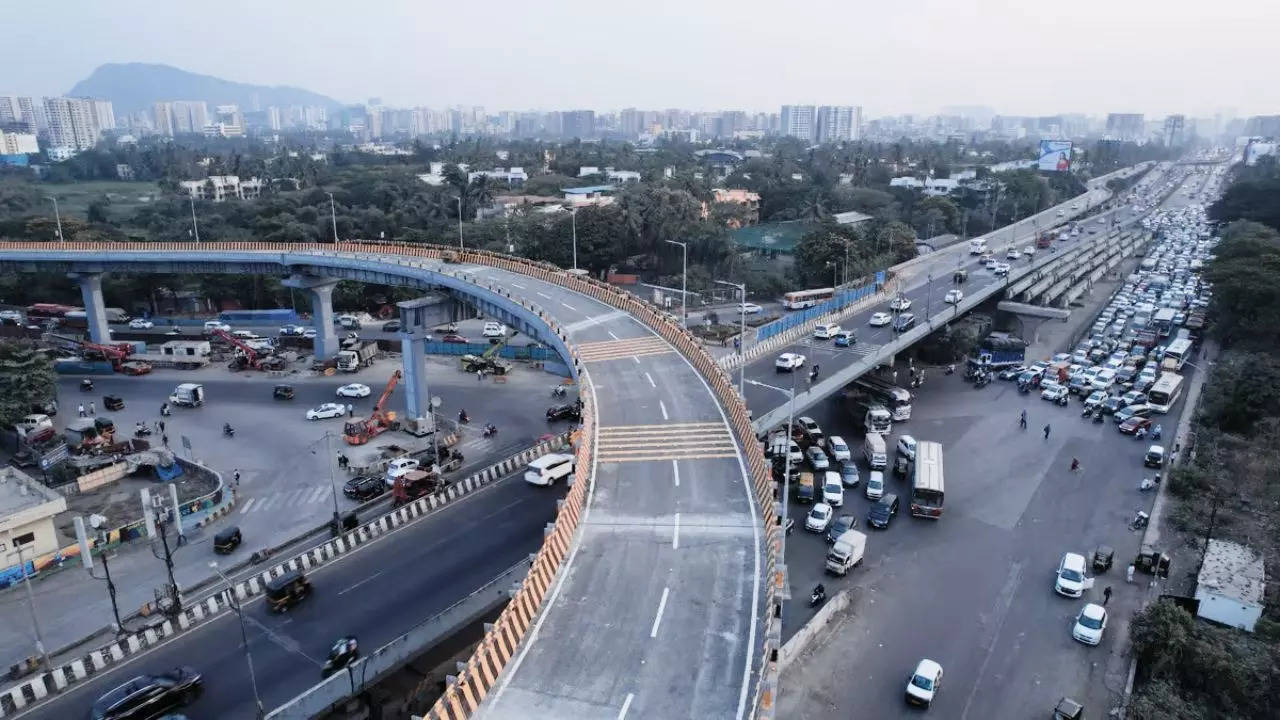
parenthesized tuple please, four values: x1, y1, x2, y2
(1038, 140, 1073, 172)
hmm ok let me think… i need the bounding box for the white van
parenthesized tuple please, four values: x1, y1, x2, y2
(813, 323, 841, 340)
(863, 433, 887, 470)
(524, 453, 576, 486)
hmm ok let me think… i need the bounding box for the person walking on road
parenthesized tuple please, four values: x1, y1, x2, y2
(1043, 423, 1051, 440)
(162, 433, 169, 447)
(1103, 585, 1113, 605)
(78, 403, 86, 417)
(158, 420, 165, 434)
(1070, 458, 1080, 472)
(88, 401, 95, 415)
(1019, 410, 1027, 429)
(346, 403, 353, 418)
(476, 370, 484, 382)
(232, 469, 241, 487)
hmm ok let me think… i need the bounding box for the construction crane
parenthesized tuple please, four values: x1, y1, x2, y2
(344, 370, 402, 445)
(47, 333, 134, 370)
(210, 329, 285, 371)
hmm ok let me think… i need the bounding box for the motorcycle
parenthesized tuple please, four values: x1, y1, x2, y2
(1093, 408, 1105, 423)
(160, 403, 171, 417)
(134, 422, 153, 437)
(80, 378, 94, 392)
(1081, 404, 1095, 417)
(944, 364, 955, 375)
(809, 584, 826, 608)
(1139, 476, 1160, 492)
(482, 423, 498, 438)
(223, 423, 236, 438)
(321, 636, 359, 677)
(458, 410, 470, 424)
(1130, 510, 1150, 530)
(551, 385, 567, 398)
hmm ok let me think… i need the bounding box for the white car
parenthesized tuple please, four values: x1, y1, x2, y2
(805, 502, 833, 532)
(306, 402, 347, 420)
(231, 330, 259, 340)
(993, 262, 1011, 276)
(864, 470, 885, 500)
(775, 353, 806, 372)
(385, 457, 420, 485)
(203, 320, 231, 333)
(302, 328, 318, 339)
(482, 322, 507, 338)
(1055, 552, 1089, 597)
(821, 474, 844, 507)
(1072, 603, 1108, 645)
(905, 659, 944, 707)
(1041, 382, 1069, 403)
(806, 445, 830, 471)
(826, 435, 851, 462)
(889, 296, 912, 311)
(869, 312, 893, 327)
(336, 383, 372, 398)
(896, 435, 916, 460)
(738, 302, 764, 315)
(1006, 248, 1021, 260)
(944, 289, 963, 304)
(128, 318, 154, 329)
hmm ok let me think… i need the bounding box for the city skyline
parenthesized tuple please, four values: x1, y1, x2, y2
(2, 0, 1275, 118)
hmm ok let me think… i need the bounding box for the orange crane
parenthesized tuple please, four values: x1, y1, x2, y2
(210, 329, 285, 371)
(48, 334, 134, 370)
(344, 370, 402, 445)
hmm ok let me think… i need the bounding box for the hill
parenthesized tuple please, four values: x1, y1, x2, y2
(67, 63, 343, 116)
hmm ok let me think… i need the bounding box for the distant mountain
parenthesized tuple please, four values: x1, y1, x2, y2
(68, 63, 344, 116)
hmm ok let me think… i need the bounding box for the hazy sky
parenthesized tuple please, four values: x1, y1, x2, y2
(5, 0, 1276, 117)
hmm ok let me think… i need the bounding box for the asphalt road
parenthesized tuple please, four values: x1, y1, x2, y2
(775, 164, 1215, 719)
(17, 471, 567, 720)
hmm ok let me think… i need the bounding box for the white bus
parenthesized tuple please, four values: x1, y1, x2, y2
(1162, 338, 1193, 372)
(1147, 372, 1185, 414)
(783, 287, 835, 310)
(909, 441, 944, 519)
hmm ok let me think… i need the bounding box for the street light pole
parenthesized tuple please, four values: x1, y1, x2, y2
(324, 432, 341, 524)
(571, 208, 579, 271)
(210, 562, 265, 719)
(326, 192, 339, 243)
(189, 194, 200, 243)
(745, 372, 798, 564)
(715, 279, 747, 397)
(7, 537, 51, 673)
(456, 196, 464, 250)
(45, 196, 63, 243)
(665, 240, 687, 327)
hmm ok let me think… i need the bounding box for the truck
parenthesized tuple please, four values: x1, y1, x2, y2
(336, 342, 379, 372)
(825, 530, 867, 576)
(970, 332, 1028, 368)
(968, 238, 988, 255)
(862, 404, 892, 435)
(796, 472, 815, 504)
(335, 314, 362, 330)
(168, 383, 205, 407)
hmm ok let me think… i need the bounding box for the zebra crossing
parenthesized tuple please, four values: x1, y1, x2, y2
(596, 422, 738, 463)
(239, 485, 335, 515)
(576, 336, 674, 364)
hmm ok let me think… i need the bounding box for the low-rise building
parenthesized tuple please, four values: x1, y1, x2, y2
(468, 167, 528, 186)
(0, 467, 67, 562)
(1195, 539, 1265, 632)
(0, 130, 38, 155)
(178, 175, 263, 202)
(705, 188, 762, 227)
(563, 185, 617, 207)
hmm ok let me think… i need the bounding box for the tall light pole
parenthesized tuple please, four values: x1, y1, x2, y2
(326, 192, 339, 243)
(45, 196, 63, 243)
(189, 194, 200, 243)
(745, 371, 798, 565)
(6, 534, 50, 673)
(456, 196, 464, 250)
(319, 432, 342, 529)
(665, 239, 687, 327)
(570, 208, 579, 271)
(210, 561, 265, 719)
(715, 280, 747, 398)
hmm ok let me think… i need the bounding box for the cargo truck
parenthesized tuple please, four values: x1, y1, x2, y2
(336, 342, 378, 372)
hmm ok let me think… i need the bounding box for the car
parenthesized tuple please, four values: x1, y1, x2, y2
(905, 659, 943, 707)
(1041, 382, 1069, 404)
(867, 493, 898, 528)
(813, 323, 842, 340)
(307, 402, 347, 420)
(1114, 404, 1152, 424)
(869, 312, 893, 327)
(833, 330, 855, 347)
(1072, 603, 1108, 645)
(385, 457, 420, 484)
(546, 403, 582, 422)
(822, 473, 844, 507)
(203, 320, 231, 333)
(1119, 416, 1152, 435)
(1055, 552, 1088, 597)
(775, 352, 806, 372)
(381, 320, 402, 332)
(1006, 248, 1021, 260)
(441, 334, 468, 344)
(231, 330, 260, 340)
(944, 289, 963, 304)
(892, 313, 916, 332)
(343, 475, 385, 501)
(1083, 390, 1108, 410)
(1121, 390, 1148, 407)
(738, 302, 764, 315)
(127, 318, 154, 329)
(1101, 396, 1125, 414)
(806, 445, 830, 471)
(336, 383, 371, 398)
(864, 470, 885, 500)
(482, 322, 507, 338)
(838, 460, 859, 487)
(91, 666, 203, 720)
(302, 328, 318, 339)
(805, 502, 833, 532)
(896, 435, 916, 460)
(1145, 444, 1166, 468)
(826, 513, 858, 543)
(799, 418, 827, 443)
(889, 296, 912, 311)
(993, 262, 1011, 276)
(826, 435, 851, 462)
(120, 361, 153, 376)
(278, 324, 306, 336)
(997, 366, 1025, 381)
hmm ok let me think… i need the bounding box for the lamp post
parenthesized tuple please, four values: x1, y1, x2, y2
(665, 240, 687, 327)
(319, 432, 343, 528)
(45, 196, 63, 243)
(189, 194, 200, 243)
(715, 280, 747, 398)
(570, 208, 579, 271)
(745, 372, 798, 564)
(456, 196, 464, 250)
(326, 192, 339, 243)
(210, 561, 265, 719)
(6, 534, 51, 673)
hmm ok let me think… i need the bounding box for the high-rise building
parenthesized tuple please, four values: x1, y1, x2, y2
(815, 106, 856, 143)
(266, 106, 282, 131)
(1244, 115, 1280, 137)
(620, 108, 643, 138)
(91, 100, 115, 132)
(43, 97, 99, 150)
(0, 130, 38, 154)
(1105, 113, 1145, 141)
(780, 105, 816, 141)
(562, 110, 596, 139)
(153, 102, 175, 136)
(212, 105, 244, 137)
(1163, 115, 1186, 146)
(172, 101, 208, 134)
(0, 96, 40, 133)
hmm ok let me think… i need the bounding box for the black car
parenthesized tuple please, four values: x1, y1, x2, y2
(91, 666, 202, 720)
(867, 493, 899, 529)
(381, 320, 402, 332)
(997, 366, 1023, 381)
(343, 475, 385, 502)
(892, 313, 916, 333)
(1101, 396, 1125, 414)
(546, 403, 582, 422)
(826, 514, 858, 543)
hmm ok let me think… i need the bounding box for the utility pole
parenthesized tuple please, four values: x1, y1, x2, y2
(75, 516, 126, 634)
(456, 196, 464, 250)
(571, 208, 579, 271)
(715, 280, 747, 397)
(6, 532, 50, 673)
(189, 194, 200, 243)
(211, 561, 265, 718)
(326, 192, 339, 243)
(45, 196, 64, 243)
(665, 240, 687, 327)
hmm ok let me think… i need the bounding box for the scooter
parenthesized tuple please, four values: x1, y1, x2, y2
(809, 585, 826, 608)
(223, 423, 235, 438)
(321, 636, 359, 678)
(1130, 510, 1150, 530)
(458, 410, 470, 424)
(80, 378, 94, 392)
(1139, 476, 1160, 492)
(134, 422, 153, 437)
(482, 423, 498, 438)
(1082, 404, 1095, 417)
(551, 385, 567, 398)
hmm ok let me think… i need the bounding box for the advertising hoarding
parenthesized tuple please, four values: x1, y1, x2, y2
(1038, 140, 1073, 172)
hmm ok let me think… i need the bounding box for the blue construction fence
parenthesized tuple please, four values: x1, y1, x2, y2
(423, 341, 559, 363)
(755, 275, 885, 342)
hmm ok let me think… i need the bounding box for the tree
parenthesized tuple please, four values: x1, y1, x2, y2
(1204, 221, 1280, 349)
(1129, 601, 1195, 681)
(0, 342, 55, 428)
(1209, 174, 1280, 232)
(913, 196, 961, 237)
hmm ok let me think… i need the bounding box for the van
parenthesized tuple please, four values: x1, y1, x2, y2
(796, 472, 815, 504)
(863, 433, 887, 470)
(813, 323, 841, 340)
(824, 530, 867, 576)
(524, 453, 575, 486)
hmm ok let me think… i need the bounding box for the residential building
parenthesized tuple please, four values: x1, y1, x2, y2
(46, 147, 77, 161)
(116, 163, 135, 180)
(468, 167, 528, 186)
(620, 108, 644, 138)
(44, 97, 99, 150)
(1105, 113, 1145, 141)
(1195, 539, 1265, 633)
(267, 106, 282, 131)
(178, 175, 262, 202)
(152, 102, 175, 136)
(0, 130, 38, 154)
(91, 99, 115, 132)
(0, 96, 42, 133)
(815, 106, 856, 143)
(563, 185, 617, 207)
(171, 101, 208, 134)
(707, 188, 761, 227)
(562, 110, 596, 139)
(1243, 115, 1280, 138)
(780, 105, 816, 142)
(209, 105, 244, 137)
(0, 467, 68, 562)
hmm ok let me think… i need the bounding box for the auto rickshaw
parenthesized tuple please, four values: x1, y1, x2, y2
(953, 269, 968, 284)
(103, 395, 125, 411)
(265, 570, 311, 612)
(213, 526, 242, 554)
(1053, 697, 1084, 719)
(1091, 545, 1114, 574)
(273, 384, 295, 400)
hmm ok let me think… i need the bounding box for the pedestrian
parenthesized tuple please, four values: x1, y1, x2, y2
(162, 433, 169, 447)
(1174, 442, 1181, 454)
(1043, 423, 1051, 439)
(721, 337, 728, 348)
(733, 337, 741, 350)
(1126, 564, 1135, 584)
(1070, 458, 1080, 472)
(233, 469, 241, 487)
(88, 401, 95, 415)
(158, 420, 165, 433)
(1103, 585, 1113, 606)
(1019, 410, 1027, 429)
(78, 403, 86, 417)
(346, 403, 353, 418)
(154, 420, 162, 433)
(477, 369, 484, 382)
(892, 370, 898, 384)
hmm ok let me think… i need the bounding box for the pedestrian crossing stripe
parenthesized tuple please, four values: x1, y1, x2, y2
(240, 486, 334, 514)
(596, 422, 738, 463)
(575, 336, 674, 363)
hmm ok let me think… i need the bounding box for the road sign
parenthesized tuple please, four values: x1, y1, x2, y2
(39, 443, 69, 469)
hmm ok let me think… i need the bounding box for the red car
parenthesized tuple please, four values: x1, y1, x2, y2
(441, 334, 468, 344)
(120, 361, 153, 376)
(1118, 417, 1152, 435)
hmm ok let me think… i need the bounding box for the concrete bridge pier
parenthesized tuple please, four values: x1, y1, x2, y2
(68, 272, 111, 344)
(283, 275, 340, 359)
(397, 297, 440, 436)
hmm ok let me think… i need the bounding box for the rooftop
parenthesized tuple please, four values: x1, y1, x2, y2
(0, 467, 64, 518)
(1198, 539, 1266, 605)
(563, 185, 616, 195)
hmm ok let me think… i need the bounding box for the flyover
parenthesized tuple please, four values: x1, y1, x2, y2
(0, 243, 781, 720)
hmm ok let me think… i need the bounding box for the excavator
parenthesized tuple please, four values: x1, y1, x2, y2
(47, 333, 135, 370)
(459, 331, 512, 376)
(344, 370, 402, 445)
(210, 329, 286, 371)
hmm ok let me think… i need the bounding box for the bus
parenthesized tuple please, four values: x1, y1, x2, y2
(25, 303, 78, 320)
(1152, 308, 1177, 337)
(1161, 338, 1193, 372)
(1147, 372, 1184, 413)
(782, 288, 834, 310)
(910, 441, 944, 519)
(851, 375, 913, 421)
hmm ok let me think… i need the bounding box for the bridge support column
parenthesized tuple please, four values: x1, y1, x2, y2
(283, 275, 340, 359)
(68, 272, 111, 344)
(398, 297, 442, 434)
